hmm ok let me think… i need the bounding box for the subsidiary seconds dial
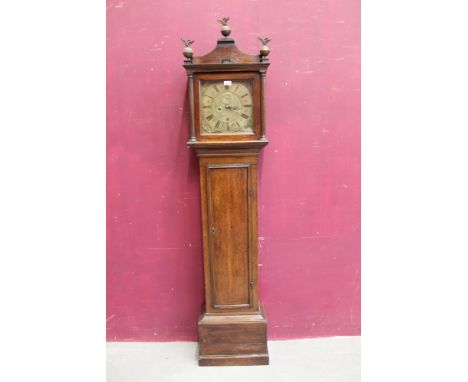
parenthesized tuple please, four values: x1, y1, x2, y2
(200, 80, 254, 134)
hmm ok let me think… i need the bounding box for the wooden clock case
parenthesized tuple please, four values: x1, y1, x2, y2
(183, 25, 270, 366)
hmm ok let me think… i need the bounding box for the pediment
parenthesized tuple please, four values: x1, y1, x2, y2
(192, 38, 260, 65)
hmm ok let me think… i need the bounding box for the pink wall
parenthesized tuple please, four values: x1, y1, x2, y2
(107, 0, 360, 341)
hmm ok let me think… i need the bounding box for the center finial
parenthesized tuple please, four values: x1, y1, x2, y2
(217, 17, 231, 37)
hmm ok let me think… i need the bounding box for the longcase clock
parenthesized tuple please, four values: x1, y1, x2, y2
(182, 18, 272, 366)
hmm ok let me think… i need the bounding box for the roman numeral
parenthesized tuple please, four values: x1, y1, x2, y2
(241, 113, 249, 119)
(214, 85, 220, 92)
(215, 120, 221, 129)
(203, 106, 211, 109)
(241, 93, 248, 98)
(243, 105, 252, 107)
(236, 121, 241, 128)
(205, 95, 213, 99)
(206, 114, 214, 121)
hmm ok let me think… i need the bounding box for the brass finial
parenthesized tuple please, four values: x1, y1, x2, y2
(258, 37, 271, 59)
(181, 38, 194, 60)
(217, 17, 231, 37)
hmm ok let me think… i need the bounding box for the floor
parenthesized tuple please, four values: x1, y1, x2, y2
(107, 336, 360, 382)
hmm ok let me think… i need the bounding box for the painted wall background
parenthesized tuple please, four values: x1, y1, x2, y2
(107, 0, 360, 341)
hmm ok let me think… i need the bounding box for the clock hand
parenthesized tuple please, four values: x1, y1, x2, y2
(225, 104, 240, 111)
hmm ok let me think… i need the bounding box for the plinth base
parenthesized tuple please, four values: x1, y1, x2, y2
(197, 305, 269, 366)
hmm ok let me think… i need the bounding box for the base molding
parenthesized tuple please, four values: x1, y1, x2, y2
(199, 353, 269, 367)
(197, 305, 269, 366)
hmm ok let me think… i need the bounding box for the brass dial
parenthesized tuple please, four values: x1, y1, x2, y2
(200, 80, 254, 134)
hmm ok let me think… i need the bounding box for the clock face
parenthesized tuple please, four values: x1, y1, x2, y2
(200, 80, 254, 134)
